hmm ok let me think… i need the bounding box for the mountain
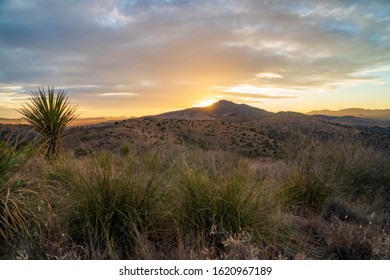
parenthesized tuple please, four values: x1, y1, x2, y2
(312, 115, 390, 127)
(307, 108, 390, 120)
(0, 118, 26, 125)
(154, 100, 273, 120)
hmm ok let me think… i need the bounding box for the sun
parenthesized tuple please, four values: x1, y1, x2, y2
(194, 99, 218, 107)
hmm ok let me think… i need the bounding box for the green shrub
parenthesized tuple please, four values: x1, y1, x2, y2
(119, 142, 130, 157)
(74, 147, 90, 158)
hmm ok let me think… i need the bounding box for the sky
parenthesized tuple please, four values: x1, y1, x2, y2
(1, 0, 390, 118)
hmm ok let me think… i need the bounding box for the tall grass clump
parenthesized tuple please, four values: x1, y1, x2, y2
(18, 86, 78, 159)
(328, 142, 390, 197)
(48, 151, 159, 259)
(275, 138, 390, 212)
(277, 167, 332, 212)
(276, 143, 333, 212)
(288, 139, 390, 200)
(0, 133, 36, 248)
(167, 151, 283, 254)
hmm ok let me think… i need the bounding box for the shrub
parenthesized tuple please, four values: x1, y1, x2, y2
(119, 142, 130, 157)
(74, 148, 89, 158)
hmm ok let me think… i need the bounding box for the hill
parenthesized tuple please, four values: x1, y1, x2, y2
(154, 100, 273, 120)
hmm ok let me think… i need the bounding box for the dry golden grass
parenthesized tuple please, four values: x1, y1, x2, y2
(1, 119, 390, 259)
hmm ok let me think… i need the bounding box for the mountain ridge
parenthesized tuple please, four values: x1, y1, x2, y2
(307, 108, 390, 120)
(0, 116, 128, 126)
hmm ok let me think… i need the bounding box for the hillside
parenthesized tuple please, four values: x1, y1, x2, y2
(62, 101, 390, 158)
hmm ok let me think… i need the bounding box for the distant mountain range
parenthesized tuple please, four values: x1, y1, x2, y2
(307, 108, 390, 120)
(0, 116, 128, 126)
(311, 115, 390, 127)
(2, 102, 389, 125)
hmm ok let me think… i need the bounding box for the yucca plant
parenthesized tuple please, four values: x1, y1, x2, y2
(18, 86, 78, 159)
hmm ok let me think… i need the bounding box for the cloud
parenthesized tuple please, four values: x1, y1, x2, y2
(212, 84, 296, 101)
(0, 0, 389, 115)
(98, 92, 137, 97)
(256, 73, 283, 79)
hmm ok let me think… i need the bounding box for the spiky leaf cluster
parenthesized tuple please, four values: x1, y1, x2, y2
(18, 86, 78, 158)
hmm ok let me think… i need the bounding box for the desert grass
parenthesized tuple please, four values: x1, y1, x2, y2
(45, 151, 161, 259)
(0, 131, 52, 258)
(165, 151, 292, 257)
(0, 138, 389, 259)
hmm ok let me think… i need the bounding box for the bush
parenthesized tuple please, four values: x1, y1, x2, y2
(74, 148, 89, 158)
(119, 142, 130, 157)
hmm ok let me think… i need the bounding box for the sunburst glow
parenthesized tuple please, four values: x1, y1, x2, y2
(194, 99, 218, 108)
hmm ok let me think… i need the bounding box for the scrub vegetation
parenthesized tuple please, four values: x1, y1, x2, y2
(0, 140, 389, 260)
(1, 90, 389, 259)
